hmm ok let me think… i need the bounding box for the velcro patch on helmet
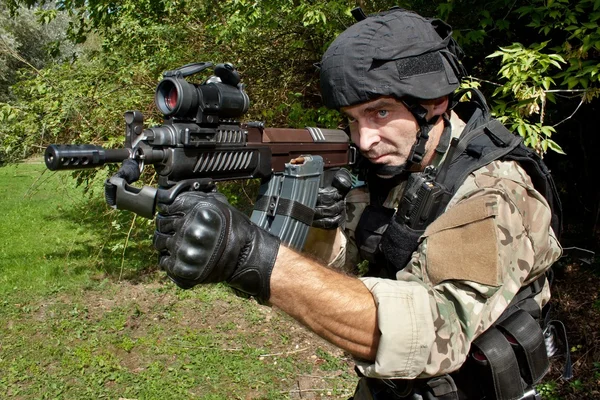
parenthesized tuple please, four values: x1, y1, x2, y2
(396, 52, 444, 79)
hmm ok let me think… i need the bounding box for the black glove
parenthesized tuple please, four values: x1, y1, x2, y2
(153, 191, 281, 301)
(312, 168, 353, 230)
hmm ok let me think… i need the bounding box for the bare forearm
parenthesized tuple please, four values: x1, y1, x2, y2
(269, 246, 380, 361)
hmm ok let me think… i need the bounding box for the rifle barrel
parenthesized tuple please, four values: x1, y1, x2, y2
(45, 144, 131, 171)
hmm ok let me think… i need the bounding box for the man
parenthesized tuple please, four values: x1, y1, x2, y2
(153, 7, 562, 400)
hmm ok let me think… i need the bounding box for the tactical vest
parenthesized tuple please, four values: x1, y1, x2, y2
(353, 92, 566, 400)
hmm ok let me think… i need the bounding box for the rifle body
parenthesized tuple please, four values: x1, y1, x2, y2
(45, 112, 354, 250)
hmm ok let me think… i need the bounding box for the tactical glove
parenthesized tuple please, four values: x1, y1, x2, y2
(153, 191, 281, 302)
(312, 168, 353, 230)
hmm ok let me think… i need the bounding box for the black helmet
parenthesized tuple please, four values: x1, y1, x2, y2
(320, 8, 465, 110)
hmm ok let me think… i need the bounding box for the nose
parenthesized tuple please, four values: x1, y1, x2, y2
(352, 122, 380, 153)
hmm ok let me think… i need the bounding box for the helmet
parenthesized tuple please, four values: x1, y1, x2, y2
(320, 8, 465, 110)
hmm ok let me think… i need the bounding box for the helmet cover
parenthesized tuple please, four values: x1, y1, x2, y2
(320, 8, 465, 109)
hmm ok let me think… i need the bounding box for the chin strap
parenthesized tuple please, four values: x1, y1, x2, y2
(401, 98, 441, 169)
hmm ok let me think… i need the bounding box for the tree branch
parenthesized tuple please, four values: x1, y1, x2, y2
(465, 75, 502, 87)
(552, 95, 585, 128)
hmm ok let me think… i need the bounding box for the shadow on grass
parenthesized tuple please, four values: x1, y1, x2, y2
(50, 192, 160, 284)
(45, 176, 263, 285)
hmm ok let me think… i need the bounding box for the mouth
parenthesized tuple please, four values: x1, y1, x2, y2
(367, 154, 388, 163)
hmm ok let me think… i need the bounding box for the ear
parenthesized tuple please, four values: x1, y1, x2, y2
(421, 96, 449, 119)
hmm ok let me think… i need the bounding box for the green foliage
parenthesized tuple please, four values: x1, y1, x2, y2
(0, 57, 156, 163)
(0, 1, 74, 100)
(515, 0, 600, 102)
(537, 380, 561, 400)
(276, 93, 342, 129)
(432, 0, 600, 157)
(481, 41, 566, 154)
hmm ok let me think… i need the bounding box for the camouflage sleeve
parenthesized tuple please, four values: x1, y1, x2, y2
(355, 160, 562, 379)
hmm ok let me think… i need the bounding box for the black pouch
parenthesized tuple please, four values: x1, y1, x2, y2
(355, 205, 395, 265)
(497, 310, 550, 385)
(422, 375, 459, 400)
(357, 376, 459, 400)
(466, 327, 525, 400)
(379, 216, 424, 273)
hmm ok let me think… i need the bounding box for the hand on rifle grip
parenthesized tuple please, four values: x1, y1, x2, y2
(153, 191, 281, 302)
(312, 168, 353, 230)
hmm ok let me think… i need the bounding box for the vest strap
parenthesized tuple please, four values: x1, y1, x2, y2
(497, 310, 550, 385)
(471, 328, 525, 400)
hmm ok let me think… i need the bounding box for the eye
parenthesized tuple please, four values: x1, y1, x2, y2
(343, 116, 357, 129)
(377, 110, 389, 118)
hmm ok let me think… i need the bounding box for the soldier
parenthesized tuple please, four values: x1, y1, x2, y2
(153, 7, 563, 400)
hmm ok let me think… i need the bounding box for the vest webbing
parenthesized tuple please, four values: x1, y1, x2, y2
(438, 117, 562, 240)
(357, 93, 567, 399)
(363, 94, 563, 274)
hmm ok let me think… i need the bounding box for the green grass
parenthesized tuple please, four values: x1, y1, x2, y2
(0, 162, 100, 299)
(0, 162, 356, 399)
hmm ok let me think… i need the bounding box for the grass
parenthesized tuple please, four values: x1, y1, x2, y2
(0, 162, 356, 399)
(3, 163, 598, 399)
(0, 162, 98, 299)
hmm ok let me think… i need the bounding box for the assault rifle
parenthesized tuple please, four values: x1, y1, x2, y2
(44, 62, 355, 250)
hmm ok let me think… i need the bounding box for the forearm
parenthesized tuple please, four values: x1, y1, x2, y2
(269, 246, 380, 361)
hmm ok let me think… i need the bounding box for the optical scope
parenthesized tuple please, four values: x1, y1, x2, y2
(154, 61, 250, 123)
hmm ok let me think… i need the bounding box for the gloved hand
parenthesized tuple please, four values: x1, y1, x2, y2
(312, 168, 353, 230)
(153, 191, 281, 302)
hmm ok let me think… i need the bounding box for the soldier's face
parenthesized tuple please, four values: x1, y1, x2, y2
(342, 96, 422, 167)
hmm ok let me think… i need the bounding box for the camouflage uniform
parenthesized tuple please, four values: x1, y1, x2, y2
(313, 111, 562, 389)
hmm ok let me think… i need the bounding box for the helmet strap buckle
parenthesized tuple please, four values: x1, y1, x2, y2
(401, 100, 440, 168)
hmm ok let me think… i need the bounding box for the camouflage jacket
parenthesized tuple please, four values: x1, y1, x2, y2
(311, 111, 562, 380)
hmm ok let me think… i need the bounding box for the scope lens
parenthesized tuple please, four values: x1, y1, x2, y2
(165, 87, 178, 110)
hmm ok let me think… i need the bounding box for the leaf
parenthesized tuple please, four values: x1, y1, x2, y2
(582, 22, 598, 29)
(547, 139, 566, 155)
(540, 125, 556, 136)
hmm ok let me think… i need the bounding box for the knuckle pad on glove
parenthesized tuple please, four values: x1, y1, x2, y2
(172, 204, 227, 281)
(171, 259, 204, 281)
